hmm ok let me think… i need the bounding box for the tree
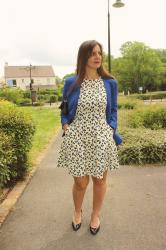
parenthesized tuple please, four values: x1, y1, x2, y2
(63, 73, 75, 80)
(155, 49, 166, 63)
(113, 41, 162, 93)
(154, 49, 166, 90)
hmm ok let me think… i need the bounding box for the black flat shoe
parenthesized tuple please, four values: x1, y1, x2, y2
(89, 224, 100, 235)
(72, 210, 82, 231)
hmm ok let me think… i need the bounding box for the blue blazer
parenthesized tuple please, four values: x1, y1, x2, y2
(61, 76, 118, 130)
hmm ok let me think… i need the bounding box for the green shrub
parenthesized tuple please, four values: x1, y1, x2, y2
(49, 95, 57, 103)
(37, 94, 50, 102)
(0, 131, 16, 188)
(118, 96, 140, 109)
(33, 101, 44, 106)
(18, 98, 32, 106)
(128, 107, 166, 129)
(0, 99, 15, 107)
(0, 105, 35, 186)
(0, 87, 24, 104)
(38, 89, 56, 95)
(37, 95, 45, 101)
(118, 129, 166, 165)
(143, 108, 166, 129)
(23, 90, 31, 99)
(118, 103, 123, 109)
(124, 102, 136, 109)
(134, 91, 166, 100)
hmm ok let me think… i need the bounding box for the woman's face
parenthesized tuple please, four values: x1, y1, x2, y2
(86, 45, 102, 70)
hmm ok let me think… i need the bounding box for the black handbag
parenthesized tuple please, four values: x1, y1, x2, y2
(59, 81, 76, 115)
(59, 97, 69, 115)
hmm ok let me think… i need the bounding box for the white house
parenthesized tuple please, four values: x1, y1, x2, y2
(4, 63, 56, 90)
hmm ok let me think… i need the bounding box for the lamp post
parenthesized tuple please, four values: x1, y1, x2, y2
(29, 64, 33, 91)
(29, 64, 34, 105)
(108, 0, 125, 73)
(28, 64, 37, 105)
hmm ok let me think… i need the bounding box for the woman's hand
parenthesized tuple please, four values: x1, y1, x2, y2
(111, 127, 116, 134)
(113, 128, 116, 133)
(63, 123, 70, 132)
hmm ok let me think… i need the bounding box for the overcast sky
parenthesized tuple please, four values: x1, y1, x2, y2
(0, 0, 165, 78)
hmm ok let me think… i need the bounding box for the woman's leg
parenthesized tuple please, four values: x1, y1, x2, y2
(72, 175, 89, 223)
(90, 170, 108, 227)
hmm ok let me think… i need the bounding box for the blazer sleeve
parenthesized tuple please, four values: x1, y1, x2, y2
(110, 79, 117, 129)
(61, 79, 70, 128)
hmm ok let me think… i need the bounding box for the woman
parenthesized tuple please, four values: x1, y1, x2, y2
(57, 40, 119, 235)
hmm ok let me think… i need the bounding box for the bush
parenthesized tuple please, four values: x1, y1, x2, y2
(37, 94, 51, 103)
(0, 131, 16, 188)
(134, 91, 166, 100)
(23, 90, 31, 99)
(32, 101, 44, 106)
(0, 87, 24, 104)
(118, 96, 140, 109)
(118, 129, 166, 165)
(18, 98, 32, 106)
(49, 95, 57, 103)
(0, 105, 35, 187)
(38, 89, 56, 95)
(128, 107, 166, 129)
(0, 99, 15, 107)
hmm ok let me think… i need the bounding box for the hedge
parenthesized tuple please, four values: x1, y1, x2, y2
(0, 88, 59, 106)
(128, 107, 166, 129)
(134, 92, 166, 100)
(0, 131, 16, 187)
(118, 96, 142, 110)
(0, 104, 35, 187)
(0, 87, 24, 104)
(118, 129, 166, 165)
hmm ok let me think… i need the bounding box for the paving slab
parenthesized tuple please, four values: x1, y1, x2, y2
(0, 131, 166, 250)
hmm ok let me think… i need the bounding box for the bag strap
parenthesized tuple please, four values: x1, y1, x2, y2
(64, 79, 78, 99)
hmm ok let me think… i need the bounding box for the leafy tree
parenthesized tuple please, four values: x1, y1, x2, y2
(154, 49, 166, 90)
(55, 75, 63, 85)
(54, 76, 63, 100)
(155, 49, 166, 63)
(113, 41, 162, 93)
(63, 73, 75, 80)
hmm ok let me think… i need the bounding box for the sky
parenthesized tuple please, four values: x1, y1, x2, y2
(0, 0, 165, 78)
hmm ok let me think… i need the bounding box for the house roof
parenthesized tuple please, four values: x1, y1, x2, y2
(4, 65, 55, 78)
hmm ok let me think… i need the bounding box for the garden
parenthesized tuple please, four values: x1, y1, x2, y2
(0, 87, 166, 192)
(118, 94, 166, 165)
(0, 98, 61, 194)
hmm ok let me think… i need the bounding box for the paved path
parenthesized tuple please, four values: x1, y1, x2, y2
(0, 131, 166, 250)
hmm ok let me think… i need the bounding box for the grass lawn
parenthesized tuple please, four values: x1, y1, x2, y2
(1, 106, 61, 198)
(20, 106, 61, 163)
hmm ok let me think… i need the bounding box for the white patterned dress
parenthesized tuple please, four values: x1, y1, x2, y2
(57, 78, 119, 179)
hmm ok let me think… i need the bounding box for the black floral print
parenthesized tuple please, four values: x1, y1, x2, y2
(57, 78, 119, 179)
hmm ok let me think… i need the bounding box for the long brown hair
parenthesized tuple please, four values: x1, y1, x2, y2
(75, 40, 114, 86)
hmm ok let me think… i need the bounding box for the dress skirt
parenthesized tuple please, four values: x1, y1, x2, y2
(57, 78, 119, 179)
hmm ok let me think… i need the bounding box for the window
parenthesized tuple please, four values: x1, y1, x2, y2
(47, 78, 50, 84)
(22, 79, 24, 83)
(13, 79, 17, 87)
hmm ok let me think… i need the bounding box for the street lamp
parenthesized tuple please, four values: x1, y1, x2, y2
(29, 64, 33, 91)
(108, 0, 125, 73)
(28, 64, 37, 105)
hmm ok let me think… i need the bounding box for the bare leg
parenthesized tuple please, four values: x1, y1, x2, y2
(90, 170, 108, 227)
(72, 175, 89, 223)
